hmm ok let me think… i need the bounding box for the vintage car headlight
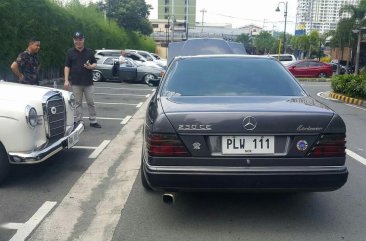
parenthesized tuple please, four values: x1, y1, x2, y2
(68, 93, 76, 109)
(25, 105, 38, 128)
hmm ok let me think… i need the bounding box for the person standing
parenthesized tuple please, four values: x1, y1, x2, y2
(64, 31, 101, 128)
(10, 37, 41, 85)
(118, 50, 128, 65)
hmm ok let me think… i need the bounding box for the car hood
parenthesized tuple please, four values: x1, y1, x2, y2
(0, 82, 70, 106)
(160, 96, 336, 134)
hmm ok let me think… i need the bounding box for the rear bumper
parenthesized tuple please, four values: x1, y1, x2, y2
(143, 163, 348, 192)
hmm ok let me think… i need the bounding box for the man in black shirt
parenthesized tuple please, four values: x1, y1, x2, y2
(64, 31, 101, 128)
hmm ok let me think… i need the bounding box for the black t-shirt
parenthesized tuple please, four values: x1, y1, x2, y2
(65, 47, 96, 86)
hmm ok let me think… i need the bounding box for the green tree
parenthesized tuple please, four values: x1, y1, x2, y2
(236, 34, 254, 54)
(254, 31, 276, 54)
(107, 0, 153, 35)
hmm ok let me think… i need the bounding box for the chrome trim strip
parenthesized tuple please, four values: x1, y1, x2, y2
(145, 162, 347, 174)
(8, 122, 84, 164)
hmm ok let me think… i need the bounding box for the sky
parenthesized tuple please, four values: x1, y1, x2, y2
(145, 0, 298, 34)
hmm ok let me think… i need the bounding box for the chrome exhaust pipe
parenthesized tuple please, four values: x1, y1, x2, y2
(162, 192, 175, 204)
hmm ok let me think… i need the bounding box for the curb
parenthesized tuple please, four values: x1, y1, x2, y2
(329, 92, 366, 107)
(298, 78, 331, 82)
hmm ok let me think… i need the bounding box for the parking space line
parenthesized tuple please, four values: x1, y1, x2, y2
(136, 102, 143, 108)
(83, 101, 138, 106)
(121, 115, 132, 125)
(347, 149, 366, 166)
(83, 116, 124, 121)
(1, 223, 24, 230)
(95, 92, 148, 97)
(94, 86, 152, 91)
(7, 201, 57, 241)
(89, 140, 111, 159)
(145, 94, 150, 98)
(72, 145, 96, 149)
(345, 104, 366, 111)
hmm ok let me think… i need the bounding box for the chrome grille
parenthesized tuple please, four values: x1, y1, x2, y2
(44, 92, 66, 139)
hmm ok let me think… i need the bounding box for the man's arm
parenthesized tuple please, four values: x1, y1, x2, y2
(64, 66, 71, 90)
(10, 61, 24, 82)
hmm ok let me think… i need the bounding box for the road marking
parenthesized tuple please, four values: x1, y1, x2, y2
(95, 92, 148, 97)
(28, 97, 149, 241)
(121, 115, 132, 125)
(1, 223, 24, 230)
(145, 94, 150, 98)
(136, 102, 143, 108)
(88, 140, 111, 159)
(72, 145, 96, 149)
(83, 116, 124, 121)
(85, 101, 138, 106)
(94, 86, 152, 91)
(347, 149, 366, 166)
(7, 201, 57, 241)
(345, 103, 366, 111)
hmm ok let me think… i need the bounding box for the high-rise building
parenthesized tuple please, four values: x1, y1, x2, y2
(158, 0, 196, 27)
(296, 0, 359, 35)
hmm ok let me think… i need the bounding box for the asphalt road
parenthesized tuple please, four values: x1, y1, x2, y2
(0, 81, 155, 241)
(1, 81, 365, 241)
(111, 81, 366, 241)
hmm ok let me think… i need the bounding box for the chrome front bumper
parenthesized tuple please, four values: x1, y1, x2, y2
(9, 122, 84, 164)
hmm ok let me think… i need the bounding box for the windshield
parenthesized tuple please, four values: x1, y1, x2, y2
(162, 57, 305, 97)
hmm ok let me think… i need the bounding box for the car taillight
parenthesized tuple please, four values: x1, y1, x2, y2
(147, 133, 190, 157)
(308, 134, 346, 157)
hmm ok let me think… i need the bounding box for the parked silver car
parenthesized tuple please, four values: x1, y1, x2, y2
(92, 56, 164, 84)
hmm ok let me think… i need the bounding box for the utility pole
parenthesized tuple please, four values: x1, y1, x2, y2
(171, 0, 175, 42)
(185, 0, 189, 40)
(200, 8, 207, 33)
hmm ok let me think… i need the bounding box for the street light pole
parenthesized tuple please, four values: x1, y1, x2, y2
(352, 29, 361, 75)
(276, 1, 288, 54)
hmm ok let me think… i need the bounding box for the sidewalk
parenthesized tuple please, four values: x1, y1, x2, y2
(328, 92, 366, 108)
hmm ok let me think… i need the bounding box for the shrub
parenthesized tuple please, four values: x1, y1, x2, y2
(331, 74, 366, 99)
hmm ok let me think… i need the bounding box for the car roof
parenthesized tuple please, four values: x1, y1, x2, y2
(173, 54, 274, 61)
(167, 38, 247, 65)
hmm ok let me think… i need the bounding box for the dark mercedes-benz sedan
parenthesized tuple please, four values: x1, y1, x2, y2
(141, 55, 348, 192)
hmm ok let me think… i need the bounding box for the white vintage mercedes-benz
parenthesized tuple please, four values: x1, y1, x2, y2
(0, 81, 84, 183)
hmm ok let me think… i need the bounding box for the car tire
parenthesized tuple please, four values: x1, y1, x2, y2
(92, 71, 103, 82)
(318, 72, 327, 78)
(0, 143, 10, 184)
(143, 74, 155, 85)
(140, 158, 152, 191)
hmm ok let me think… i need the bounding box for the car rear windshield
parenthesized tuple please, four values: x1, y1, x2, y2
(162, 57, 305, 97)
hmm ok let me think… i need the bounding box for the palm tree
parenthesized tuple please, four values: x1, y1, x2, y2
(339, 0, 366, 73)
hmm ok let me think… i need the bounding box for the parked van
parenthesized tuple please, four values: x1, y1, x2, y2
(269, 54, 297, 64)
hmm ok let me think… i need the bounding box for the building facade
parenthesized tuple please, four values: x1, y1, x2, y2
(296, 0, 359, 35)
(158, 0, 196, 27)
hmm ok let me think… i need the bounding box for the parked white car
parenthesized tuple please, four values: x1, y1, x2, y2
(269, 54, 297, 64)
(0, 82, 84, 183)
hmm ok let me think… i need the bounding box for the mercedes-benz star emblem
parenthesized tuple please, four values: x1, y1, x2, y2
(50, 106, 57, 115)
(242, 116, 257, 131)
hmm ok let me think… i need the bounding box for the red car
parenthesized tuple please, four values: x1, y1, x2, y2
(285, 60, 333, 78)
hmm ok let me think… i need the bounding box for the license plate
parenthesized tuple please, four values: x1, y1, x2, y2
(67, 130, 80, 149)
(222, 136, 274, 154)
